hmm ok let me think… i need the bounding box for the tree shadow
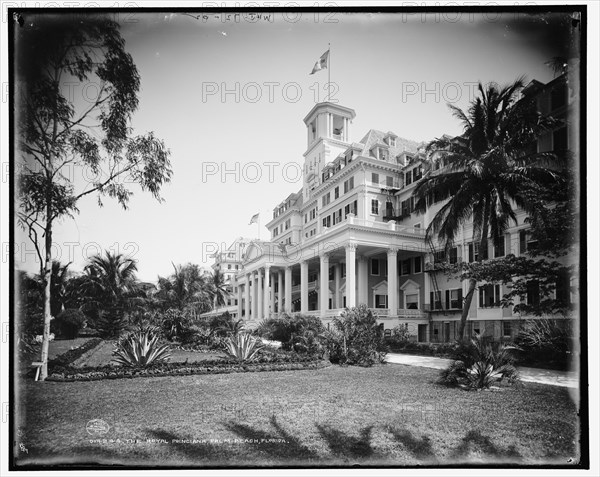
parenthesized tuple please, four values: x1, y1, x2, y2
(223, 415, 319, 461)
(386, 426, 437, 461)
(315, 424, 375, 459)
(452, 430, 521, 460)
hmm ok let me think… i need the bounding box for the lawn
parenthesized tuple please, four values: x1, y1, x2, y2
(14, 363, 580, 468)
(73, 340, 226, 368)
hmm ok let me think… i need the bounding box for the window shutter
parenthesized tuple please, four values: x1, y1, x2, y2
(445, 290, 450, 309)
(458, 289, 463, 309)
(468, 243, 473, 262)
(520, 230, 527, 254)
(430, 292, 434, 310)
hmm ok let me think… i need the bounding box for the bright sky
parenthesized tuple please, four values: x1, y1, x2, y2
(14, 10, 576, 282)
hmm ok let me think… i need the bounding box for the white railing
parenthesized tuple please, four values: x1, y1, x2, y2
(347, 216, 426, 236)
(291, 280, 318, 295)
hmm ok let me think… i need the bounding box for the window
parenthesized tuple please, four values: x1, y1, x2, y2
(526, 280, 540, 307)
(555, 271, 571, 305)
(401, 200, 410, 217)
(430, 291, 442, 310)
(519, 230, 538, 255)
(322, 215, 331, 228)
(401, 259, 411, 275)
(285, 219, 290, 230)
(334, 186, 340, 199)
(502, 321, 512, 338)
(375, 294, 388, 308)
(227, 264, 231, 269)
(371, 172, 379, 184)
(494, 236, 505, 257)
(468, 242, 487, 261)
(406, 294, 419, 310)
(446, 288, 463, 309)
(433, 250, 446, 263)
(322, 192, 330, 207)
(472, 321, 481, 335)
(386, 176, 394, 187)
(479, 284, 501, 307)
(304, 214, 307, 224)
(413, 165, 423, 181)
(405, 171, 413, 185)
(371, 199, 379, 215)
(343, 177, 354, 193)
(449, 247, 458, 264)
(386, 201, 394, 217)
(413, 256, 422, 273)
(371, 259, 380, 276)
(342, 263, 346, 278)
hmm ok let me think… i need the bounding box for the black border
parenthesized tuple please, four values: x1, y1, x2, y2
(7, 4, 589, 472)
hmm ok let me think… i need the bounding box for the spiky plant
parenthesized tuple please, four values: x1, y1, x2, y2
(439, 333, 519, 389)
(222, 332, 264, 364)
(113, 327, 172, 367)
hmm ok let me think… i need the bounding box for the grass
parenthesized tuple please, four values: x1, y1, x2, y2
(14, 363, 580, 468)
(65, 339, 226, 368)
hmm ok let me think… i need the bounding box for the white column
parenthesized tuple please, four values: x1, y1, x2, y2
(357, 255, 368, 306)
(300, 260, 309, 313)
(237, 278, 243, 319)
(320, 253, 330, 317)
(334, 263, 341, 308)
(264, 266, 271, 319)
(257, 268, 263, 320)
(346, 243, 356, 308)
(244, 274, 250, 319)
(270, 270, 276, 316)
(388, 248, 398, 317)
(278, 270, 283, 313)
(251, 272, 258, 320)
(285, 266, 292, 313)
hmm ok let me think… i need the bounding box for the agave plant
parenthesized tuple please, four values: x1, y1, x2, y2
(439, 333, 519, 389)
(113, 327, 172, 367)
(222, 332, 264, 363)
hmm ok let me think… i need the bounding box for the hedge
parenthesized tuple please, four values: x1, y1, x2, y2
(47, 355, 330, 382)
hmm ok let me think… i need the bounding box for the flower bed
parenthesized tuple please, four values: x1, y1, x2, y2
(47, 354, 329, 382)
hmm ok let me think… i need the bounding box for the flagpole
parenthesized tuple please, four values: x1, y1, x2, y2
(328, 42, 331, 102)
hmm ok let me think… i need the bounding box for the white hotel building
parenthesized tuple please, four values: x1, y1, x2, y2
(233, 75, 576, 342)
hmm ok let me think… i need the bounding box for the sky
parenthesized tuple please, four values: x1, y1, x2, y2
(12, 9, 580, 282)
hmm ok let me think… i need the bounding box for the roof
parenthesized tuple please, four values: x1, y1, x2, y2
(357, 129, 420, 158)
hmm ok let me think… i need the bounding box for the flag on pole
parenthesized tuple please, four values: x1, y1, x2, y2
(248, 213, 259, 225)
(310, 49, 329, 75)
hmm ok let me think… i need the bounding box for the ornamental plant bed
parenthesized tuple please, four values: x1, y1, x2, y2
(47, 354, 330, 382)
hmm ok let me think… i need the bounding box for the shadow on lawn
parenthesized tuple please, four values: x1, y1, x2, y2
(386, 426, 437, 461)
(451, 430, 521, 460)
(315, 424, 376, 459)
(224, 415, 319, 461)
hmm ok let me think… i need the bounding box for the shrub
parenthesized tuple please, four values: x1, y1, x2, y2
(209, 312, 235, 337)
(438, 334, 520, 389)
(161, 308, 195, 341)
(222, 333, 264, 363)
(326, 305, 387, 366)
(515, 318, 573, 368)
(52, 308, 87, 339)
(113, 327, 172, 368)
(255, 314, 326, 354)
(94, 310, 129, 339)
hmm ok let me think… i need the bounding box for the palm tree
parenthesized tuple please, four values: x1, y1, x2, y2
(413, 78, 563, 340)
(156, 263, 212, 314)
(209, 269, 230, 311)
(84, 251, 140, 335)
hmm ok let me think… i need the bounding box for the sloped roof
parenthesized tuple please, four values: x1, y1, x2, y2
(357, 129, 420, 158)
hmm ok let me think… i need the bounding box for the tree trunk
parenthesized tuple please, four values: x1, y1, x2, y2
(458, 278, 476, 340)
(39, 215, 53, 381)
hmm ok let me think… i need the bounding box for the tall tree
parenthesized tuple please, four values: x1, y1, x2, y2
(16, 18, 172, 380)
(156, 263, 212, 315)
(413, 78, 562, 339)
(209, 269, 230, 310)
(84, 251, 141, 336)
